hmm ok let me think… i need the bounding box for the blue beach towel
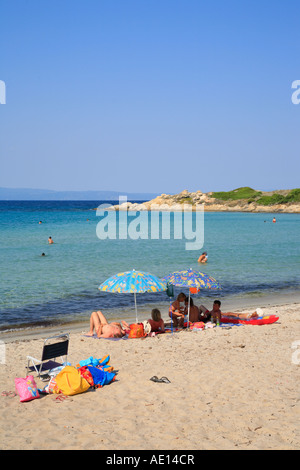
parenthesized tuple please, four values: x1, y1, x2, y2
(87, 366, 116, 387)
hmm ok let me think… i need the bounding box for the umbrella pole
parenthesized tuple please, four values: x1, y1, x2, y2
(170, 299, 173, 335)
(134, 292, 138, 323)
(187, 290, 191, 329)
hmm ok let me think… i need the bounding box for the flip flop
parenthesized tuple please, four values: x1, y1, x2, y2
(150, 376, 159, 383)
(150, 376, 171, 384)
(1, 391, 16, 398)
(53, 394, 72, 402)
(159, 376, 171, 384)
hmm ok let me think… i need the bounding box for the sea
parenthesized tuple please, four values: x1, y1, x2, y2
(0, 200, 299, 332)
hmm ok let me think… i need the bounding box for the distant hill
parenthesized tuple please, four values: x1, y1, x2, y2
(0, 187, 159, 201)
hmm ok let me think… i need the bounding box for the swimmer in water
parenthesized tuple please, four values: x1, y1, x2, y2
(48, 236, 54, 244)
(198, 252, 208, 263)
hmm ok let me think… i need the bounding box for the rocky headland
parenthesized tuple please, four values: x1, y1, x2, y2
(111, 187, 300, 213)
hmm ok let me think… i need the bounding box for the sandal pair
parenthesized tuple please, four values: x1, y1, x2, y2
(1, 391, 16, 398)
(53, 394, 72, 402)
(150, 376, 171, 384)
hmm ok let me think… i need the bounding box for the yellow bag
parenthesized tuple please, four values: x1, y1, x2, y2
(55, 366, 90, 396)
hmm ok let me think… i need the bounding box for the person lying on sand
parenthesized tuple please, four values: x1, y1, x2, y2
(198, 300, 259, 323)
(87, 310, 130, 338)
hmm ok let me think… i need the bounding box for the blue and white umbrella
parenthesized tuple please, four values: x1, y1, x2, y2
(99, 269, 167, 322)
(162, 268, 221, 328)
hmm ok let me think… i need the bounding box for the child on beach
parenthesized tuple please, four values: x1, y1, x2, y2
(148, 308, 165, 333)
(87, 310, 130, 338)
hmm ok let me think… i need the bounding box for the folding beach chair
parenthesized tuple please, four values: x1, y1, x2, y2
(26, 333, 69, 381)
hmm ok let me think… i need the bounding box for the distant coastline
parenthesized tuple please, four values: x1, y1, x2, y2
(1, 186, 300, 213)
(0, 187, 159, 201)
(111, 187, 300, 213)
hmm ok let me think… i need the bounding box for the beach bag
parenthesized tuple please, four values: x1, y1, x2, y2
(142, 321, 151, 335)
(128, 323, 146, 339)
(166, 283, 174, 298)
(54, 366, 90, 396)
(77, 366, 94, 387)
(15, 375, 40, 402)
(45, 376, 60, 394)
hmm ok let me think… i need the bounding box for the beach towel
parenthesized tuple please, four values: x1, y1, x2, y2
(79, 355, 111, 368)
(83, 334, 128, 341)
(86, 366, 116, 388)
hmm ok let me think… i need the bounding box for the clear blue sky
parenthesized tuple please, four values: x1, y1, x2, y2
(1, 0, 299, 194)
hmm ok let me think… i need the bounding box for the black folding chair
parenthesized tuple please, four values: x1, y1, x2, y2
(26, 333, 69, 381)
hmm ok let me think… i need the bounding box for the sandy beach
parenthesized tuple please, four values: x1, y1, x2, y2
(0, 301, 299, 451)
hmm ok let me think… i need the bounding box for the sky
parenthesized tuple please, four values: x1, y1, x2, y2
(0, 0, 299, 195)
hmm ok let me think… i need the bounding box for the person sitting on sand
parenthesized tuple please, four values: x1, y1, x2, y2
(87, 310, 130, 338)
(198, 251, 208, 263)
(148, 308, 165, 333)
(185, 297, 200, 323)
(199, 300, 259, 323)
(169, 292, 187, 328)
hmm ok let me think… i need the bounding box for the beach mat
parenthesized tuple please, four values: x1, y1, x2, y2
(82, 334, 129, 341)
(221, 315, 279, 326)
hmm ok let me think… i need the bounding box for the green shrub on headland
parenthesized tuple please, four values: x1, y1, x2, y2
(211, 187, 262, 201)
(256, 194, 286, 205)
(256, 189, 300, 205)
(211, 187, 300, 205)
(286, 188, 300, 202)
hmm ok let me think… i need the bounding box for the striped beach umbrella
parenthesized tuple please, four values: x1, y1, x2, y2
(99, 269, 167, 323)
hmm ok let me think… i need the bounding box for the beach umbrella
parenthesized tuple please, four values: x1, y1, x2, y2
(162, 268, 221, 328)
(99, 269, 167, 323)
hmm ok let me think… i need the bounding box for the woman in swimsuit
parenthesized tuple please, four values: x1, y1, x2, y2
(87, 311, 130, 338)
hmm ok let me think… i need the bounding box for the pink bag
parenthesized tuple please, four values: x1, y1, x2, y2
(15, 375, 40, 402)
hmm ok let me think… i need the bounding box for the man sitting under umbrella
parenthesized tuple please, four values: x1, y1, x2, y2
(86, 311, 130, 338)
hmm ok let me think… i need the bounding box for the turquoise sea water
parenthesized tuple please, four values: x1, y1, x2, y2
(0, 201, 299, 331)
